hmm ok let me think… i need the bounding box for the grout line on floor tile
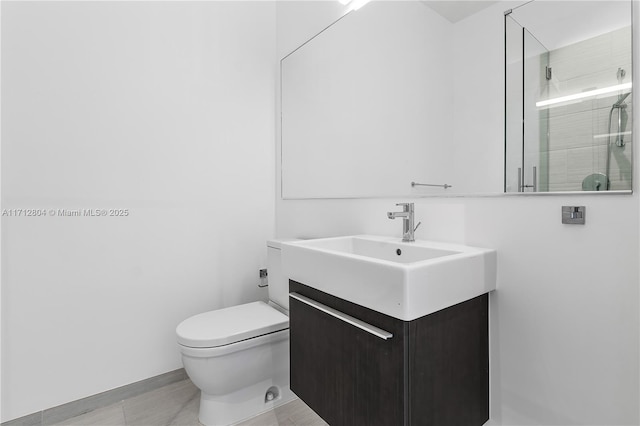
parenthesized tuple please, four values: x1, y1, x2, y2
(122, 402, 129, 426)
(164, 392, 199, 426)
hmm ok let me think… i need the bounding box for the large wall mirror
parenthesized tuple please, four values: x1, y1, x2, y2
(281, 0, 633, 199)
(505, 1, 633, 193)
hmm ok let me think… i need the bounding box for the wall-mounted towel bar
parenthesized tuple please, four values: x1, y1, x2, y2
(411, 181, 452, 189)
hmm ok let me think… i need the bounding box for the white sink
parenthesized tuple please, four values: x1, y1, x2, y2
(281, 235, 496, 321)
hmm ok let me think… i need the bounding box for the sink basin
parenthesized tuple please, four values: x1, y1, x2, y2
(281, 235, 496, 321)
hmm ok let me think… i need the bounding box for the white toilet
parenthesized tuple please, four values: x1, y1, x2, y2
(176, 240, 295, 426)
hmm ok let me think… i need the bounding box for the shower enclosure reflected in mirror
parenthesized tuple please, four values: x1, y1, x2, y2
(505, 0, 633, 193)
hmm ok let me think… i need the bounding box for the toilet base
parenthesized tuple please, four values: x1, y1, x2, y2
(199, 379, 296, 426)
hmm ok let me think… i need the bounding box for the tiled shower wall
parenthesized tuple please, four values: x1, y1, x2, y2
(544, 26, 632, 191)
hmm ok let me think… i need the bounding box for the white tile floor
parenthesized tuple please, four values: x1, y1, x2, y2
(52, 379, 327, 426)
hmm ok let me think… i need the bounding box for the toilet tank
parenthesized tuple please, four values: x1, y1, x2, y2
(267, 240, 295, 311)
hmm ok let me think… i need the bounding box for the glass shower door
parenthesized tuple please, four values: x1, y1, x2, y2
(505, 16, 549, 193)
(522, 28, 549, 192)
(504, 14, 524, 192)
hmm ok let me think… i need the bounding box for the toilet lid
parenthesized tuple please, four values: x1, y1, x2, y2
(176, 301, 289, 348)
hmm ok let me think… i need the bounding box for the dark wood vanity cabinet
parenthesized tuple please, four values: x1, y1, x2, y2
(289, 280, 489, 426)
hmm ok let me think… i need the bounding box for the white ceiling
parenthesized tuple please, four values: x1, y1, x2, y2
(421, 1, 499, 23)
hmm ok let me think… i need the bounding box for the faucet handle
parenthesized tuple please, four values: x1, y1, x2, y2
(414, 221, 421, 232)
(395, 202, 414, 211)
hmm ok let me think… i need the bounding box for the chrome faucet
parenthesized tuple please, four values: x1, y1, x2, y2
(387, 203, 421, 242)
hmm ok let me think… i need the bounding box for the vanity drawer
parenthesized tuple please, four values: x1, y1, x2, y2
(289, 281, 407, 426)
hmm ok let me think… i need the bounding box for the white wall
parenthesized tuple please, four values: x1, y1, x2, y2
(452, 1, 506, 194)
(1, 2, 276, 421)
(276, 1, 346, 58)
(276, 1, 639, 424)
(0, 0, 3, 419)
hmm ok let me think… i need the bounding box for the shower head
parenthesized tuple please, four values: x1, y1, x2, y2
(613, 92, 631, 107)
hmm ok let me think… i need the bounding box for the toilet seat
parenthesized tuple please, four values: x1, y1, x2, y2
(176, 301, 289, 348)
